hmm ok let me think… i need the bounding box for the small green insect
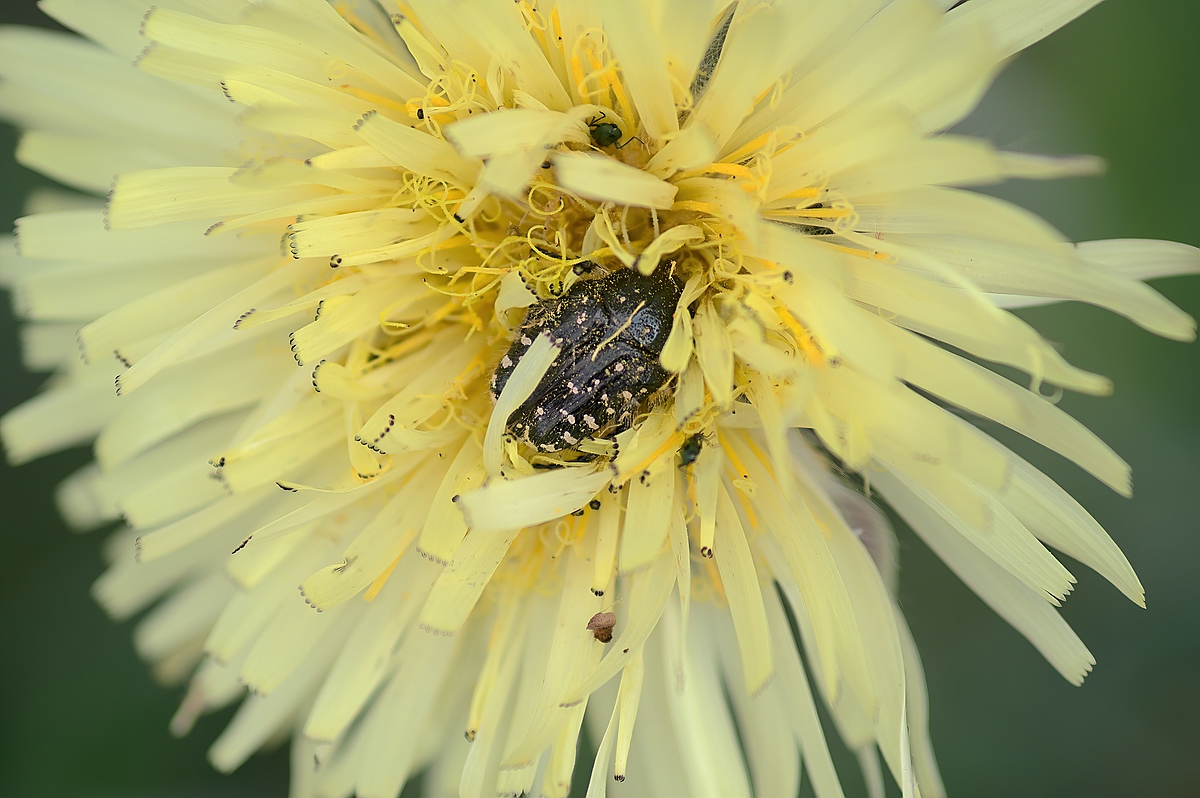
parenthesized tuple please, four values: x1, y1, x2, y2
(585, 112, 645, 151)
(679, 432, 705, 468)
(586, 112, 624, 148)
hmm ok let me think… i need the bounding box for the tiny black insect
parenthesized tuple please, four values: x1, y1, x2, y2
(679, 432, 704, 468)
(491, 266, 682, 453)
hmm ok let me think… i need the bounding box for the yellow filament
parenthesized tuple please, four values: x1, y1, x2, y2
(616, 430, 686, 484)
(339, 85, 410, 114)
(584, 41, 636, 132)
(769, 207, 854, 219)
(450, 351, 489, 399)
(740, 437, 815, 542)
(550, 6, 565, 55)
(594, 207, 634, 265)
(550, 513, 586, 559)
(751, 83, 776, 108)
(768, 76, 788, 110)
(723, 132, 776, 164)
(524, 224, 556, 256)
(333, 4, 389, 48)
(778, 187, 822, 200)
(363, 329, 436, 373)
(399, 176, 466, 226)
(426, 265, 502, 302)
(424, 298, 460, 326)
(417, 70, 486, 132)
(820, 242, 893, 262)
(726, 125, 801, 166)
(404, 95, 450, 121)
(743, 435, 773, 476)
(527, 185, 566, 217)
(735, 487, 759, 530)
(528, 15, 553, 67)
(457, 266, 510, 276)
(716, 431, 751, 481)
(715, 431, 760, 528)
(777, 307, 825, 366)
(364, 553, 403, 601)
(477, 234, 533, 270)
(569, 51, 592, 106)
(516, 1, 546, 33)
(680, 162, 758, 181)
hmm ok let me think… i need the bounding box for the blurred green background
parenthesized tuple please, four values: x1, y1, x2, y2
(0, 1, 1196, 797)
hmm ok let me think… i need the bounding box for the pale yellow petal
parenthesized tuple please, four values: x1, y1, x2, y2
(553, 151, 678, 210)
(713, 482, 773, 696)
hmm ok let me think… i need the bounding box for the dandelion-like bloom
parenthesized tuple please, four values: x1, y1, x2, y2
(2, 1, 1197, 796)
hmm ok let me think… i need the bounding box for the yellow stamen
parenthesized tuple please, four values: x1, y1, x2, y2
(339, 85, 410, 114)
(527, 185, 567, 217)
(457, 266, 510, 275)
(332, 3, 389, 48)
(716, 431, 751, 482)
(735, 489, 759, 530)
(450, 350, 490, 397)
(569, 50, 592, 106)
(777, 187, 822, 200)
(717, 431, 760, 528)
(742, 435, 773, 476)
(550, 6, 565, 55)
(768, 207, 854, 219)
(723, 132, 776, 165)
(405, 94, 452, 122)
(616, 430, 686, 484)
(777, 307, 826, 366)
(724, 126, 801, 165)
(820, 242, 893, 261)
(363, 329, 436, 373)
(587, 46, 636, 133)
(679, 162, 759, 181)
(364, 553, 402, 601)
(516, 1, 546, 33)
(751, 84, 775, 108)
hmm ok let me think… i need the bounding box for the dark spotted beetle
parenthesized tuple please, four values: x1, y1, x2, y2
(491, 266, 682, 453)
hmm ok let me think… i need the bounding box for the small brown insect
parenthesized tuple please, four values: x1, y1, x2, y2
(587, 611, 617, 643)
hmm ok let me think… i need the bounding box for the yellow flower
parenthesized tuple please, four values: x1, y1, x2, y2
(1, 1, 1196, 797)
